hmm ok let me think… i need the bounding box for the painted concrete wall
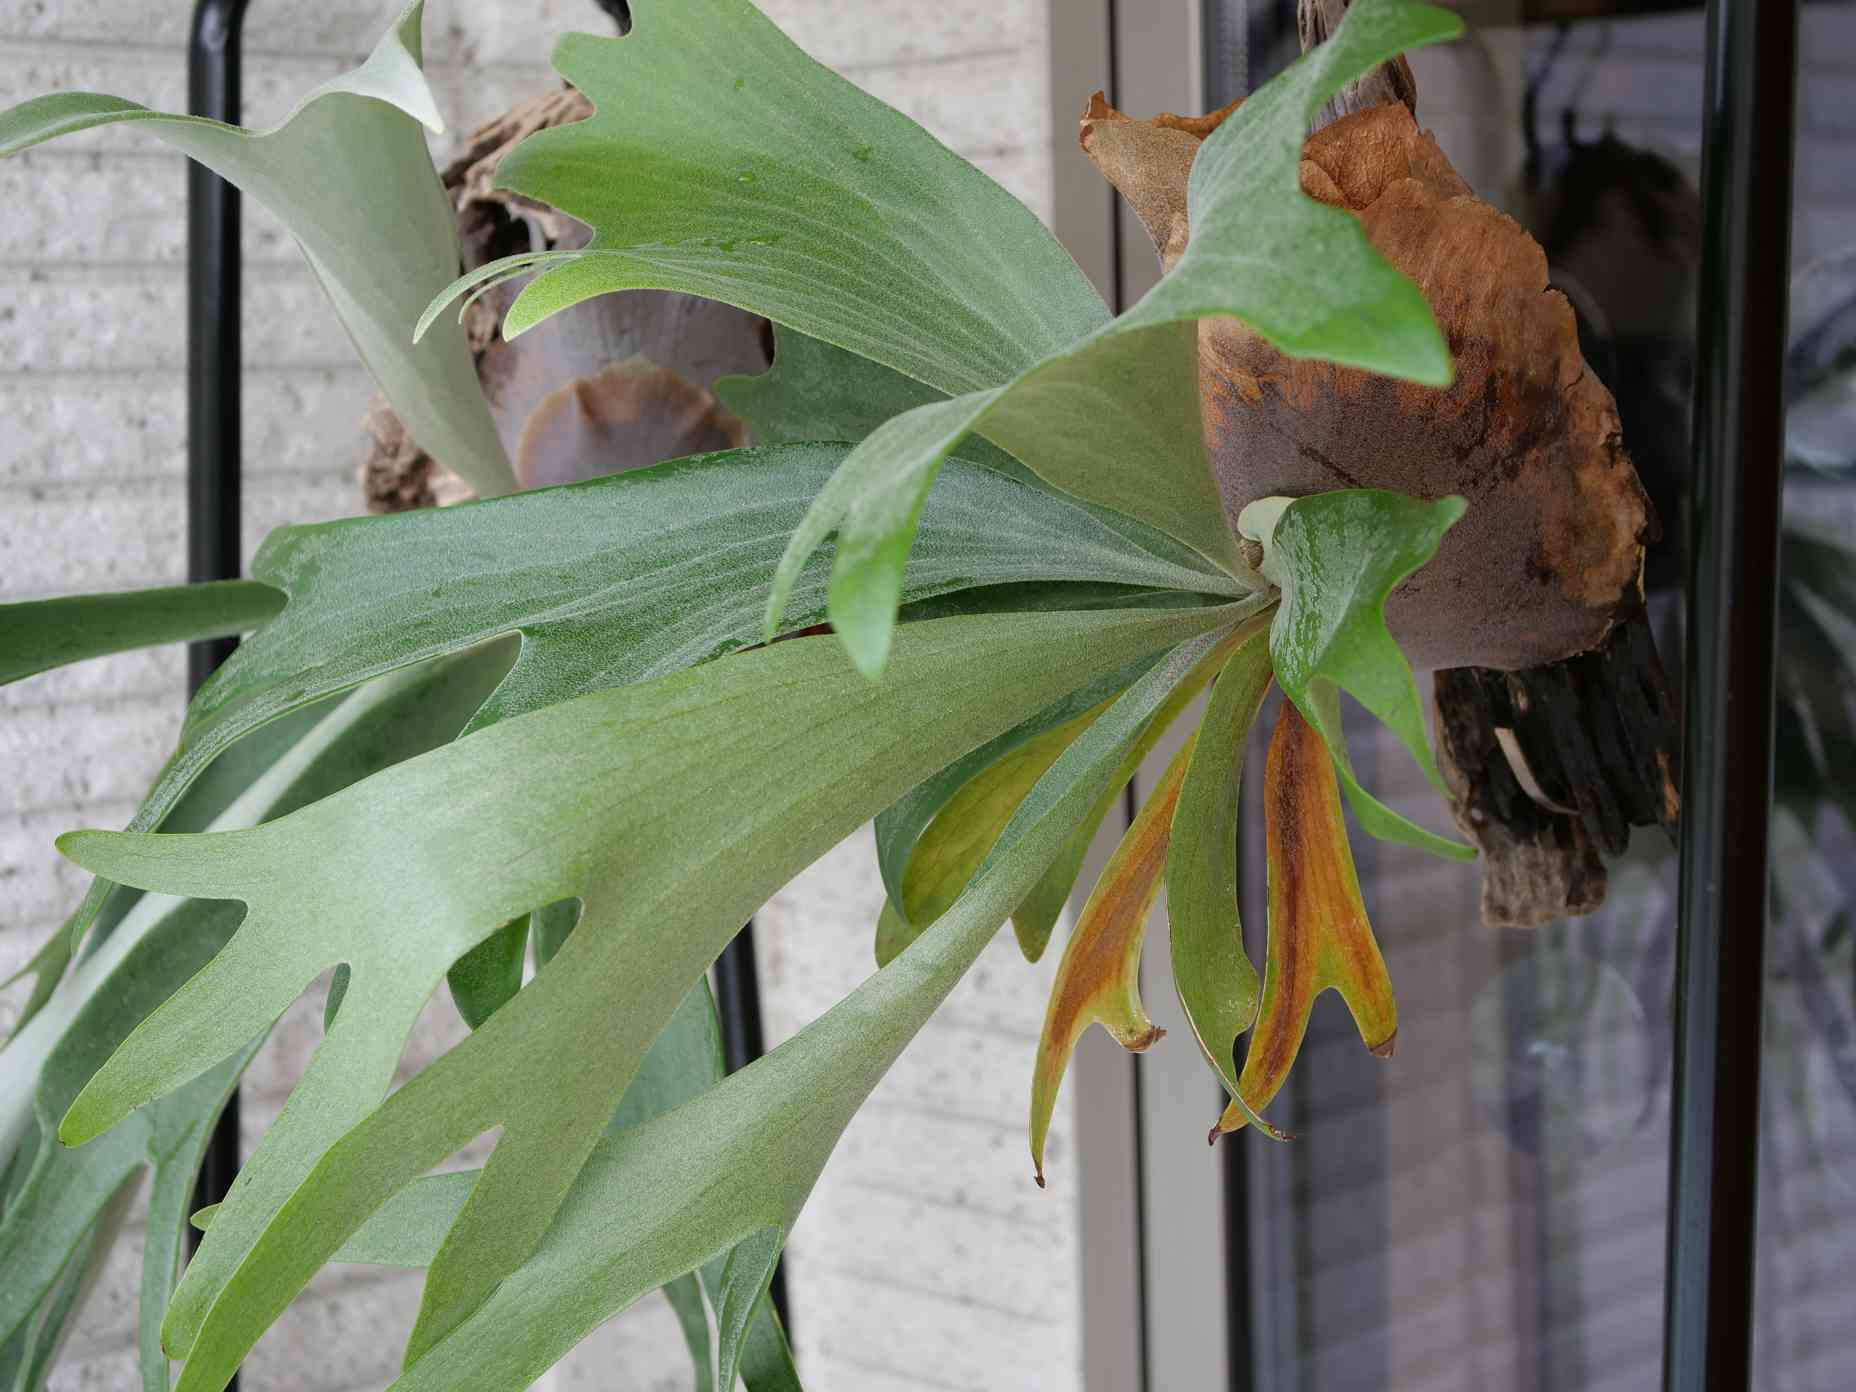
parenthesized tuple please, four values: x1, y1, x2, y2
(0, 2, 1080, 1388)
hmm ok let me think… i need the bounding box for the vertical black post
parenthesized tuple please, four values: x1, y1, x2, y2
(714, 926, 789, 1324)
(1661, 0, 1797, 1387)
(180, 0, 784, 1360)
(1207, 7, 1262, 1388)
(187, 0, 246, 690)
(186, 14, 248, 1379)
(1102, 4, 1157, 1381)
(1220, 1092, 1255, 1392)
(714, 929, 769, 1078)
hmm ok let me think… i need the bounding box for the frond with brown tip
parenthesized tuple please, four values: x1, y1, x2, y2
(1215, 699, 1397, 1135)
(1029, 734, 1195, 1183)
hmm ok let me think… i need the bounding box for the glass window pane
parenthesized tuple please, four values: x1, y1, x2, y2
(1220, 4, 1805, 1388)
(1761, 3, 1856, 1384)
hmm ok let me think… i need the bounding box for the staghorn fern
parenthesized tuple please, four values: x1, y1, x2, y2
(0, 2, 1664, 1389)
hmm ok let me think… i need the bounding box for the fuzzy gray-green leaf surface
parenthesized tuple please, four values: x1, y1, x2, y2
(0, 648, 509, 1391)
(0, 583, 283, 687)
(58, 604, 1234, 1390)
(50, 444, 1223, 972)
(766, 0, 1463, 673)
(345, 630, 1231, 1392)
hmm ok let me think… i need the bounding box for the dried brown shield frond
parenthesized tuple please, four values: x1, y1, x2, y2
(1082, 95, 1653, 672)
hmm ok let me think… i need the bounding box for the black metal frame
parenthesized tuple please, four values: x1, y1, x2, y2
(1203, 0, 1799, 1389)
(1203, 18, 1259, 1392)
(180, 0, 783, 1367)
(183, 0, 246, 1307)
(713, 924, 789, 1320)
(1661, 0, 1797, 1385)
(182, 0, 1797, 1385)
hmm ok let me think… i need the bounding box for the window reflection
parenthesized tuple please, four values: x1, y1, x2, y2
(1230, 4, 1856, 1389)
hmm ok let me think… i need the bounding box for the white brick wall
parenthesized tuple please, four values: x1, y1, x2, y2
(0, 2, 1078, 1388)
(758, 835, 1082, 1392)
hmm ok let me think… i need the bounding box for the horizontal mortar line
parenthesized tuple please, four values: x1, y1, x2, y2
(7, 716, 175, 752)
(3, 479, 352, 508)
(807, 1347, 987, 1392)
(810, 1261, 1058, 1324)
(927, 1009, 1041, 1044)
(2, 684, 185, 714)
(863, 1096, 1021, 1134)
(0, 363, 367, 384)
(3, 794, 141, 821)
(55, 1336, 418, 1391)
(0, 134, 1028, 197)
(0, 135, 1035, 170)
(844, 1176, 1065, 1233)
(838, 43, 1029, 77)
(2, 658, 189, 690)
(0, 915, 74, 938)
(0, 361, 364, 379)
(6, 461, 360, 496)
(0, 258, 318, 274)
(0, 30, 1035, 79)
(0, 30, 362, 60)
(6, 798, 175, 832)
(25, 1336, 141, 1370)
(0, 30, 547, 70)
(1, 260, 326, 280)
(0, 874, 107, 903)
(4, 146, 193, 164)
(8, 791, 168, 823)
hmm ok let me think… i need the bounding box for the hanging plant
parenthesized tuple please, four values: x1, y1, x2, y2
(0, 1, 1667, 1388)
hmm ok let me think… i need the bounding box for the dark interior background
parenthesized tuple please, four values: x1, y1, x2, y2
(1213, 3, 1856, 1389)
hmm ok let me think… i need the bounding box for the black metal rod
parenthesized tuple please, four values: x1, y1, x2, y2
(187, 0, 246, 692)
(714, 924, 789, 1325)
(1660, 0, 1798, 1385)
(1206, 9, 1257, 1387)
(185, 10, 248, 1365)
(1219, 1088, 1254, 1389)
(714, 927, 767, 1076)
